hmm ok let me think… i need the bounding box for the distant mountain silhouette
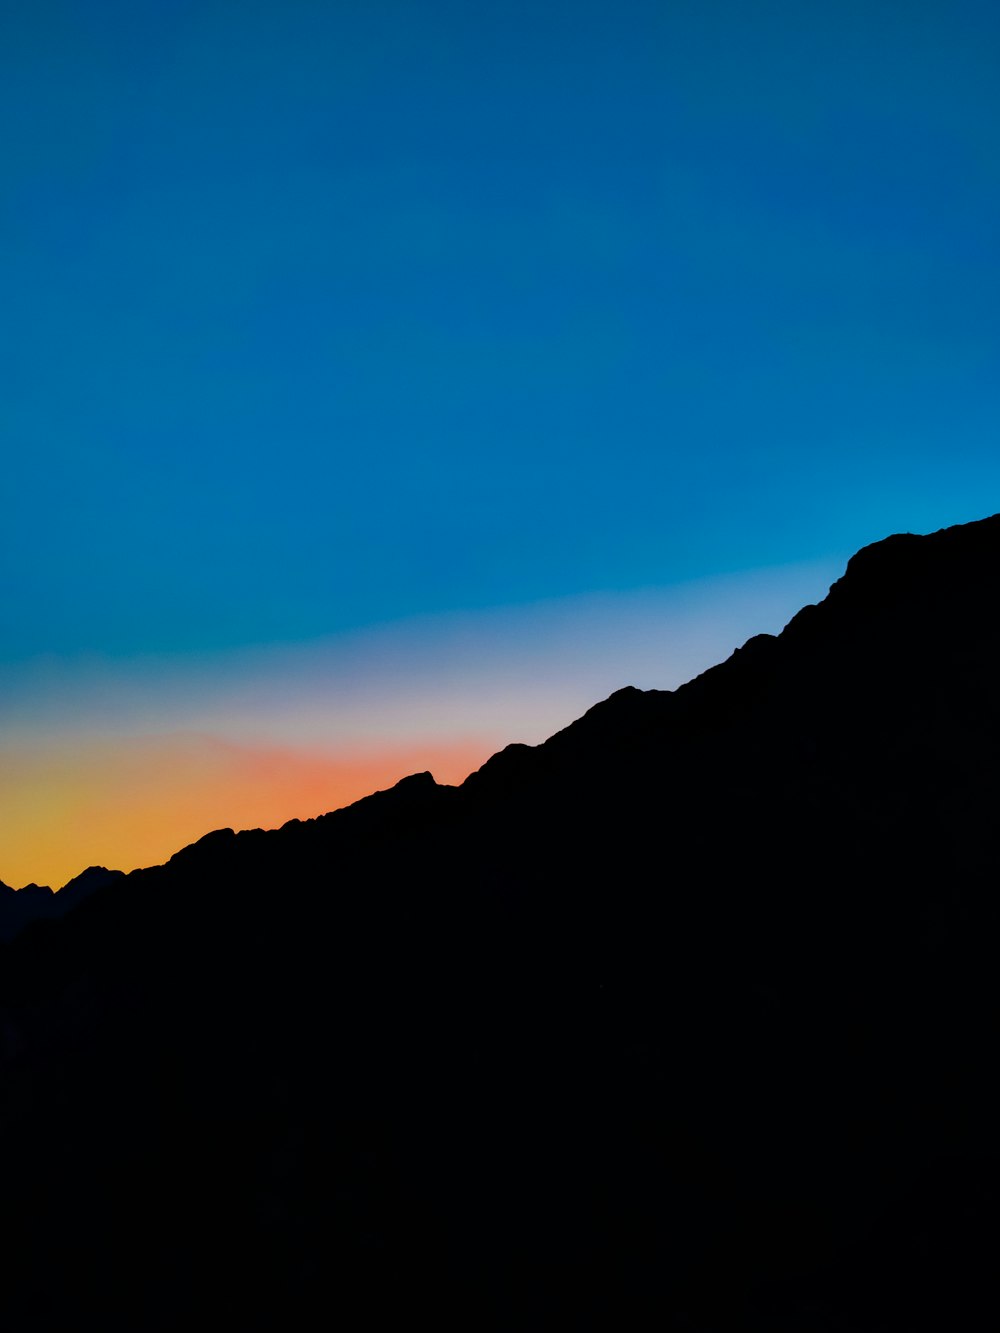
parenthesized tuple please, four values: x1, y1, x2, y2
(3, 514, 1000, 1330)
(0, 865, 124, 940)
(0, 877, 53, 941)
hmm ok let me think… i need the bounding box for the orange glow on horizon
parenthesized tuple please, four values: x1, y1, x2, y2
(0, 733, 496, 891)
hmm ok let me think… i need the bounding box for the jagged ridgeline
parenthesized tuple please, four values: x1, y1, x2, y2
(3, 514, 1000, 1330)
(0, 866, 125, 941)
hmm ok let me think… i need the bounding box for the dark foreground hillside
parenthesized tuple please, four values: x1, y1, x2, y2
(3, 514, 1000, 1330)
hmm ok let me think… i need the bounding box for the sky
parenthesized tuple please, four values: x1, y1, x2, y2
(2, 0, 999, 886)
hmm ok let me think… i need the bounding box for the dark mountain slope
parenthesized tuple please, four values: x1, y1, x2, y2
(0, 877, 54, 940)
(3, 514, 1000, 1330)
(0, 865, 125, 940)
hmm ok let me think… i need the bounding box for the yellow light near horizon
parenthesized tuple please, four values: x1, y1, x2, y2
(0, 733, 493, 890)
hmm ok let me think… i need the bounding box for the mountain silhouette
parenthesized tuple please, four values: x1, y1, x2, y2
(0, 865, 125, 941)
(3, 514, 1000, 1330)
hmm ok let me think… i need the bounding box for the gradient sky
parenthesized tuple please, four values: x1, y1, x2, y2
(3, 1, 999, 885)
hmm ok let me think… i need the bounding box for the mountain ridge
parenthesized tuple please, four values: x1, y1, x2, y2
(3, 512, 1000, 1330)
(8, 511, 994, 901)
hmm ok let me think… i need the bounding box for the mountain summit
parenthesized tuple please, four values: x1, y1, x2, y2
(0, 865, 124, 941)
(3, 514, 1000, 1330)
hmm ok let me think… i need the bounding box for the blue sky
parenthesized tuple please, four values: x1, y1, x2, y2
(4, 0, 998, 662)
(3, 1, 1000, 883)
